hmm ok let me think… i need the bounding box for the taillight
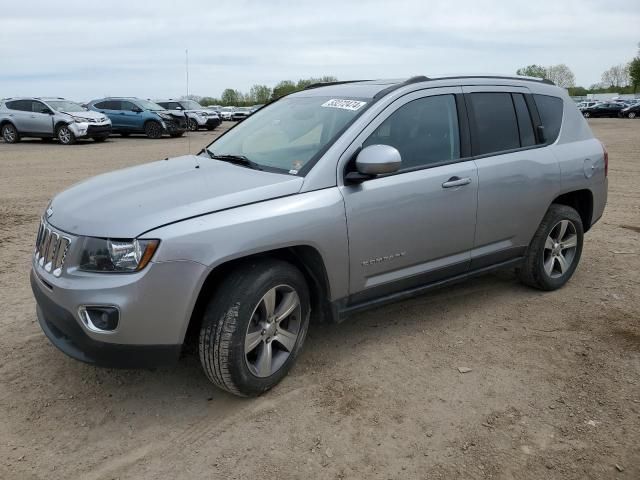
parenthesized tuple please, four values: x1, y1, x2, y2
(600, 141, 608, 177)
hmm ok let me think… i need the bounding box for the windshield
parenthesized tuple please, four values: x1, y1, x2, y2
(136, 99, 165, 111)
(206, 95, 369, 174)
(180, 100, 202, 110)
(47, 100, 87, 112)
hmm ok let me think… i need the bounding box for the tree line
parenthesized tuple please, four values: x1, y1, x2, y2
(195, 76, 338, 107)
(516, 42, 640, 96)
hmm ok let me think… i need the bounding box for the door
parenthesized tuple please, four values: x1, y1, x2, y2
(339, 88, 479, 302)
(25, 100, 54, 134)
(4, 100, 32, 132)
(119, 101, 143, 131)
(462, 87, 561, 268)
(94, 100, 121, 128)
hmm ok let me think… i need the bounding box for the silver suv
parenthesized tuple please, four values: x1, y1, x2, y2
(0, 97, 112, 144)
(155, 99, 221, 131)
(30, 75, 607, 396)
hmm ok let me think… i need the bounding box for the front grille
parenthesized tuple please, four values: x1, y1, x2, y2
(87, 125, 112, 134)
(34, 221, 71, 277)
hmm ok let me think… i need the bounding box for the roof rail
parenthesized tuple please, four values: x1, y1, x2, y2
(304, 79, 370, 90)
(430, 74, 555, 86)
(373, 76, 430, 99)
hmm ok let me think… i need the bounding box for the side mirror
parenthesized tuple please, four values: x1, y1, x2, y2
(536, 125, 546, 144)
(345, 144, 402, 184)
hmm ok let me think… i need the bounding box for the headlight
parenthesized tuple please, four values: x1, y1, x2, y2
(72, 116, 92, 123)
(79, 238, 159, 272)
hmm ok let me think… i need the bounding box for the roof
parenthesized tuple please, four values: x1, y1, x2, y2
(294, 74, 556, 99)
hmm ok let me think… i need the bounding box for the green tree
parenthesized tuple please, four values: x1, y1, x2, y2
(271, 80, 297, 99)
(516, 65, 547, 79)
(630, 43, 640, 93)
(221, 88, 242, 106)
(249, 84, 272, 104)
(567, 86, 588, 96)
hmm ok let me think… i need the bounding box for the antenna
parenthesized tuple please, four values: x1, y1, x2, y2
(185, 48, 191, 154)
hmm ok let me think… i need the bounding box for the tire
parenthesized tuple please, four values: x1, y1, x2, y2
(199, 259, 310, 397)
(92, 136, 108, 142)
(583, 111, 590, 118)
(188, 118, 198, 131)
(57, 125, 76, 145)
(1, 123, 20, 143)
(519, 204, 584, 291)
(628, 112, 636, 119)
(144, 121, 163, 139)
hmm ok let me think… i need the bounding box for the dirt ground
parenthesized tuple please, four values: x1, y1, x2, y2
(0, 120, 638, 480)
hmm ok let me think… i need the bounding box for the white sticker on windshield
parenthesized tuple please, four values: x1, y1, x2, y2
(321, 99, 367, 111)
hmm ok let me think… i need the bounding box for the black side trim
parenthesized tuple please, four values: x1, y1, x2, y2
(31, 271, 181, 369)
(337, 257, 524, 319)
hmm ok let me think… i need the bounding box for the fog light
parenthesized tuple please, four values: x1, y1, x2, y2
(78, 306, 119, 332)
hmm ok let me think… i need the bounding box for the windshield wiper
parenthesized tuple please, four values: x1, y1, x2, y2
(205, 151, 263, 170)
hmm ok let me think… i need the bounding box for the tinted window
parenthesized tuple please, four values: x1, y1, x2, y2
(363, 95, 460, 170)
(533, 94, 563, 144)
(94, 101, 119, 110)
(31, 101, 49, 113)
(468, 92, 520, 155)
(120, 101, 137, 111)
(512, 94, 536, 147)
(6, 100, 31, 111)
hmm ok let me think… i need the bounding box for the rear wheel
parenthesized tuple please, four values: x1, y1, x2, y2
(519, 204, 583, 291)
(188, 118, 198, 131)
(1, 123, 20, 143)
(628, 112, 636, 119)
(583, 111, 591, 118)
(57, 125, 76, 145)
(199, 259, 310, 397)
(144, 121, 163, 139)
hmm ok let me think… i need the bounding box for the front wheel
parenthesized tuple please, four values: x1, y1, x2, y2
(188, 118, 198, 131)
(519, 204, 584, 291)
(2, 123, 20, 143)
(628, 112, 636, 119)
(583, 111, 591, 118)
(57, 125, 76, 145)
(144, 121, 163, 139)
(199, 259, 310, 397)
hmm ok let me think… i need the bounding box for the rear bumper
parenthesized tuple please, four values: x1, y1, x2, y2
(31, 270, 181, 368)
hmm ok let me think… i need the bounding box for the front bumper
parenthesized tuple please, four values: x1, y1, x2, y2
(31, 271, 181, 368)
(205, 117, 221, 128)
(161, 116, 187, 133)
(69, 122, 112, 138)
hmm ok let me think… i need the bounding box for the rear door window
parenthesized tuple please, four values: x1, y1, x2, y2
(467, 92, 520, 155)
(6, 100, 32, 111)
(533, 94, 563, 144)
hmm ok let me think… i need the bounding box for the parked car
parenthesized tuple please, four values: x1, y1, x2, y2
(231, 106, 252, 121)
(31, 75, 607, 397)
(581, 102, 625, 118)
(87, 97, 187, 138)
(156, 99, 221, 131)
(0, 97, 111, 145)
(619, 103, 640, 119)
(219, 106, 234, 120)
(576, 101, 599, 110)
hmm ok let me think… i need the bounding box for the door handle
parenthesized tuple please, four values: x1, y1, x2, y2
(442, 176, 471, 188)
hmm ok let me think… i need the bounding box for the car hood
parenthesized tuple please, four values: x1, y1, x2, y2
(60, 110, 108, 120)
(47, 155, 304, 238)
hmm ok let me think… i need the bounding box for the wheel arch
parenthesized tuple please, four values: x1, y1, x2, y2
(183, 245, 335, 347)
(0, 119, 17, 129)
(54, 120, 70, 133)
(552, 189, 594, 232)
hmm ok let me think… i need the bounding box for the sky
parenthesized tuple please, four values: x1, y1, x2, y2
(1, 0, 639, 101)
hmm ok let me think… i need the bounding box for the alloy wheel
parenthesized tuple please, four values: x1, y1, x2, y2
(188, 119, 198, 131)
(629, 112, 636, 119)
(244, 284, 302, 378)
(58, 126, 72, 144)
(543, 219, 578, 278)
(3, 125, 16, 142)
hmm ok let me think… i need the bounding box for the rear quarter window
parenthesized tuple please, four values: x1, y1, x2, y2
(534, 94, 563, 144)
